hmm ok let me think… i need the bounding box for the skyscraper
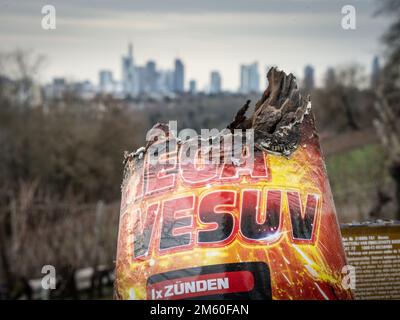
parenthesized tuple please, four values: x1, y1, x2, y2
(165, 70, 175, 93)
(189, 80, 197, 95)
(122, 43, 136, 97)
(303, 65, 315, 92)
(371, 56, 381, 88)
(174, 58, 185, 93)
(144, 60, 158, 93)
(134, 66, 145, 94)
(210, 71, 222, 94)
(99, 70, 114, 93)
(324, 67, 336, 89)
(240, 62, 260, 93)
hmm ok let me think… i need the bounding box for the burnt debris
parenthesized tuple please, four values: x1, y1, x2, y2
(228, 67, 311, 156)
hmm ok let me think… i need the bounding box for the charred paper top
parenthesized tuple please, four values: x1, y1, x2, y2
(228, 67, 311, 156)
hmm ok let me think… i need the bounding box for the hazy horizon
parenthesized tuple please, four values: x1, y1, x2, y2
(0, 0, 393, 90)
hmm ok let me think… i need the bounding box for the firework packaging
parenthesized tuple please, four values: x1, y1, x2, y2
(115, 67, 353, 300)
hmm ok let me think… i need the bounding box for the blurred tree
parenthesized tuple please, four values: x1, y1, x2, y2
(335, 64, 367, 130)
(377, 0, 400, 82)
(374, 0, 400, 219)
(312, 63, 369, 133)
(0, 49, 45, 107)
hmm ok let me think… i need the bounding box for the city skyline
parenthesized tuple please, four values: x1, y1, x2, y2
(0, 0, 391, 90)
(42, 45, 381, 100)
(8, 40, 386, 93)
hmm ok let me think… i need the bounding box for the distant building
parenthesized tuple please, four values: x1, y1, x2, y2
(144, 60, 158, 93)
(134, 66, 146, 94)
(51, 77, 67, 99)
(240, 62, 260, 93)
(99, 70, 114, 93)
(371, 56, 381, 88)
(44, 78, 97, 100)
(76, 80, 95, 99)
(132, 60, 177, 96)
(210, 71, 222, 94)
(324, 67, 337, 89)
(174, 59, 185, 93)
(303, 65, 315, 92)
(164, 70, 175, 93)
(157, 70, 174, 94)
(189, 79, 197, 95)
(121, 43, 136, 97)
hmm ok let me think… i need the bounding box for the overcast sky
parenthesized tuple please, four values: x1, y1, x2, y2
(0, 0, 393, 90)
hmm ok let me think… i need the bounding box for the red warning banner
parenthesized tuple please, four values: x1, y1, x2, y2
(147, 271, 254, 300)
